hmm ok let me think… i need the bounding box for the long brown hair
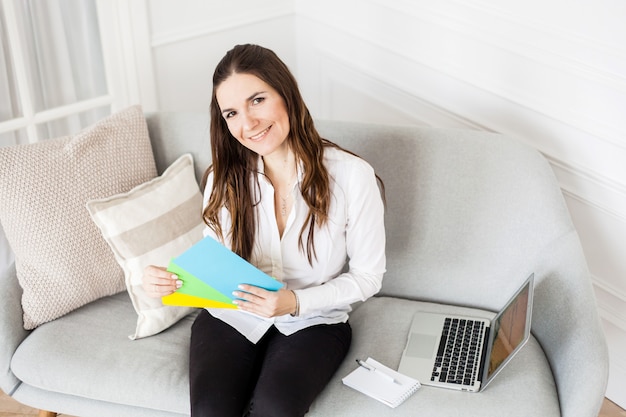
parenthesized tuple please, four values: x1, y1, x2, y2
(202, 44, 382, 263)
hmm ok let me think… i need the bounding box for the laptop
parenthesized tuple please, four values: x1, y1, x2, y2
(397, 273, 534, 392)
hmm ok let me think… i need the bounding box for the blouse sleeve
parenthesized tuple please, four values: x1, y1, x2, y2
(295, 157, 386, 315)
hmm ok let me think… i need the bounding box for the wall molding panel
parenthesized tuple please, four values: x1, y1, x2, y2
(297, 9, 626, 187)
(150, 8, 294, 48)
(551, 158, 626, 222)
(299, 15, 626, 198)
(594, 278, 626, 332)
(147, 0, 295, 112)
(457, 0, 626, 59)
(317, 54, 489, 130)
(604, 319, 626, 404)
(374, 0, 626, 92)
(314, 45, 626, 223)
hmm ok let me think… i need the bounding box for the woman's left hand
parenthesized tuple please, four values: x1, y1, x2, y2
(232, 285, 297, 318)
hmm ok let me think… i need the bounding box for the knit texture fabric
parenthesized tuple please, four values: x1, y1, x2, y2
(0, 105, 157, 329)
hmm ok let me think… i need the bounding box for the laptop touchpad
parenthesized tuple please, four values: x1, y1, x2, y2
(406, 333, 438, 358)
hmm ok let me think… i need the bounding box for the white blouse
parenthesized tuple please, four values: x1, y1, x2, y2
(202, 146, 386, 343)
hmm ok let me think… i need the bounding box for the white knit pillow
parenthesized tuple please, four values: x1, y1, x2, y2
(0, 105, 156, 329)
(86, 154, 202, 339)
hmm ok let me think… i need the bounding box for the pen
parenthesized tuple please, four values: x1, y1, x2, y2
(356, 359, 401, 384)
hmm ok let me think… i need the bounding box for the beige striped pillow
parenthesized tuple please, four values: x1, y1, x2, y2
(87, 153, 203, 339)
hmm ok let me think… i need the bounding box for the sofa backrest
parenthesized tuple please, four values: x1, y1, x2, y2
(146, 112, 213, 183)
(146, 114, 575, 312)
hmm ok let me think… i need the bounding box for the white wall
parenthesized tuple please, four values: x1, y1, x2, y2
(144, 0, 626, 407)
(146, 0, 295, 112)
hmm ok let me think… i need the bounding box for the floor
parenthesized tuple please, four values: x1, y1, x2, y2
(0, 389, 75, 417)
(601, 399, 626, 417)
(0, 390, 624, 417)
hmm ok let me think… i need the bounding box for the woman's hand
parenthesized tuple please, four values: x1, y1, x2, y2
(232, 285, 297, 318)
(141, 265, 182, 298)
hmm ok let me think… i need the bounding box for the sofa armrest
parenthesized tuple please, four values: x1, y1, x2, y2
(0, 262, 29, 395)
(532, 231, 609, 417)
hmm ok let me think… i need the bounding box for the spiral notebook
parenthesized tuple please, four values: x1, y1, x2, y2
(342, 357, 421, 408)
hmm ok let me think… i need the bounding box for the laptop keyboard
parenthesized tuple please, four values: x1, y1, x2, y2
(431, 317, 485, 386)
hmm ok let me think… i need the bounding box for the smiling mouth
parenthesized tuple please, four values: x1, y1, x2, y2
(249, 125, 271, 141)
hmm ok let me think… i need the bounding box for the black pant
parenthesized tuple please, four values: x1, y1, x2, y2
(189, 310, 352, 417)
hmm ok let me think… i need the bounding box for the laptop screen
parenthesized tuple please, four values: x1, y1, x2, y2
(485, 275, 534, 383)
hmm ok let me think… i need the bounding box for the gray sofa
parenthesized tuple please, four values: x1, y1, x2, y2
(0, 113, 609, 416)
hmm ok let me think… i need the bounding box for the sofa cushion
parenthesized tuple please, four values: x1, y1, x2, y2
(0, 105, 156, 329)
(11, 294, 559, 416)
(86, 154, 203, 339)
(311, 296, 560, 416)
(11, 292, 196, 414)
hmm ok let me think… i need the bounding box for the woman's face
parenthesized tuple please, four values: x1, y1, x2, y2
(216, 72, 290, 158)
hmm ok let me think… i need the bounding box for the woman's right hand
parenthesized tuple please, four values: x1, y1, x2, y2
(142, 265, 182, 298)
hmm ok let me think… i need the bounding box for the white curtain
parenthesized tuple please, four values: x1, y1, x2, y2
(0, 3, 22, 273)
(1, 0, 108, 272)
(0, 0, 108, 143)
(0, 4, 23, 145)
(17, 0, 108, 139)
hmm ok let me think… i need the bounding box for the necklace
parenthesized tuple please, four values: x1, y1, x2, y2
(278, 173, 297, 218)
(280, 192, 291, 217)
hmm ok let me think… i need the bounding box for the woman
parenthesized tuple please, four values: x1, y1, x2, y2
(142, 44, 386, 416)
